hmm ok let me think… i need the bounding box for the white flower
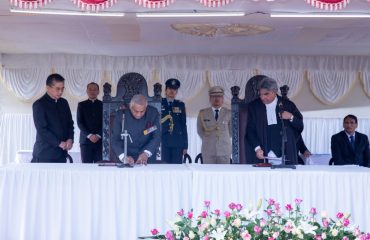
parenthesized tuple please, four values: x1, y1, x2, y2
(321, 211, 328, 218)
(298, 221, 318, 235)
(331, 229, 338, 237)
(263, 230, 269, 235)
(336, 221, 342, 227)
(322, 232, 327, 239)
(210, 229, 227, 240)
(189, 231, 196, 239)
(243, 209, 260, 220)
(232, 218, 241, 227)
(210, 217, 217, 227)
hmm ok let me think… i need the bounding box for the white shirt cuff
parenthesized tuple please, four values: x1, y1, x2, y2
(96, 134, 101, 138)
(87, 134, 93, 139)
(143, 150, 152, 157)
(119, 153, 125, 161)
(254, 146, 261, 152)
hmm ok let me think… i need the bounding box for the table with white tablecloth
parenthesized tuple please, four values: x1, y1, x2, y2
(0, 164, 369, 240)
(188, 164, 370, 233)
(0, 164, 192, 240)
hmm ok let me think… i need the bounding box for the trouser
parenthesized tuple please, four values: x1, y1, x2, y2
(80, 141, 102, 163)
(161, 147, 183, 164)
(202, 154, 230, 164)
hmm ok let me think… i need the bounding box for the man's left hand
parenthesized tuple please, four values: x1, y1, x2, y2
(66, 139, 73, 150)
(136, 153, 149, 165)
(280, 111, 293, 120)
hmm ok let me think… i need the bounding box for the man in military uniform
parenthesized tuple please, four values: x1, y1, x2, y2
(112, 94, 161, 165)
(161, 78, 188, 164)
(197, 86, 232, 164)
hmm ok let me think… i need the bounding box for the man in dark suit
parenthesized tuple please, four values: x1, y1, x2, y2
(161, 78, 188, 164)
(246, 77, 303, 165)
(331, 115, 369, 167)
(77, 82, 103, 163)
(111, 94, 161, 165)
(32, 73, 74, 163)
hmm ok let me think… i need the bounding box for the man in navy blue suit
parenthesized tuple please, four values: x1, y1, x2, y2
(331, 115, 369, 167)
(161, 78, 188, 164)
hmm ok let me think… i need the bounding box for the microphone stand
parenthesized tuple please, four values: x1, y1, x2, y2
(117, 113, 133, 168)
(271, 114, 296, 169)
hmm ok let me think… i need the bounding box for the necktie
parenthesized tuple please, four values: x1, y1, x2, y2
(215, 109, 219, 121)
(349, 135, 355, 150)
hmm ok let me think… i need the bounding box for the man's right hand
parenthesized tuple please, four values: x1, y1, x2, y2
(59, 141, 67, 150)
(256, 149, 264, 160)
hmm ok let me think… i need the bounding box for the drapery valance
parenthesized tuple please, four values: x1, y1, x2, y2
(1, 53, 370, 103)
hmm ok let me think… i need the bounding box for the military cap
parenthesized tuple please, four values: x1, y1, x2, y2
(209, 86, 224, 96)
(165, 78, 181, 89)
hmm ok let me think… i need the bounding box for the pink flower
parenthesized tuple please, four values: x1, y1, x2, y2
(310, 207, 317, 215)
(295, 198, 303, 205)
(342, 237, 349, 240)
(229, 202, 236, 210)
(260, 219, 266, 227)
(201, 211, 207, 218)
(343, 218, 350, 227)
(322, 219, 329, 228)
(265, 209, 273, 216)
(274, 203, 280, 211)
(285, 204, 293, 211)
(187, 211, 193, 219)
(268, 237, 274, 240)
(273, 232, 280, 239)
(183, 237, 189, 240)
(353, 227, 361, 237)
(151, 228, 159, 235)
(268, 198, 275, 206)
(204, 200, 210, 208)
(241, 231, 251, 240)
(177, 209, 184, 216)
(224, 211, 231, 218)
(204, 236, 209, 240)
(336, 212, 344, 219)
(254, 225, 261, 234)
(214, 209, 221, 216)
(284, 224, 292, 233)
(315, 235, 322, 240)
(165, 230, 174, 240)
(236, 204, 243, 211)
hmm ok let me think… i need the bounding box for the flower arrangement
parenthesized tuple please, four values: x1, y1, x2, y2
(140, 199, 370, 240)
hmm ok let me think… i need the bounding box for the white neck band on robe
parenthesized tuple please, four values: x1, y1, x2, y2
(265, 97, 278, 126)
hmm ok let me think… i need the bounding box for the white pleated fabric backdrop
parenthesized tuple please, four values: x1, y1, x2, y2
(0, 113, 369, 165)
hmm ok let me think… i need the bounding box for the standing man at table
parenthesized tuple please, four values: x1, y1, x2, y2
(331, 114, 369, 167)
(112, 94, 161, 165)
(31, 73, 74, 163)
(161, 78, 188, 164)
(197, 86, 232, 164)
(246, 77, 303, 165)
(77, 82, 103, 163)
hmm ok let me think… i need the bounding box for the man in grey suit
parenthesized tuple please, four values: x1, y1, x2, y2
(111, 94, 161, 165)
(197, 86, 232, 164)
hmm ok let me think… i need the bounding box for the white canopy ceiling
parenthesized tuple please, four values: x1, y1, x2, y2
(0, 0, 369, 57)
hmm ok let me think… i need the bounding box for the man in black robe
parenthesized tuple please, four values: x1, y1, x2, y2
(77, 82, 103, 163)
(246, 77, 303, 165)
(32, 73, 74, 163)
(111, 94, 161, 165)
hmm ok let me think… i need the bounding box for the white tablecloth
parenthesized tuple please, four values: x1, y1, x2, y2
(0, 164, 192, 240)
(1, 164, 369, 239)
(15, 150, 82, 163)
(188, 164, 370, 233)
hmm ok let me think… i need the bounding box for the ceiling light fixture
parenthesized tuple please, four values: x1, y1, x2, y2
(9, 8, 125, 17)
(136, 11, 245, 18)
(270, 12, 370, 18)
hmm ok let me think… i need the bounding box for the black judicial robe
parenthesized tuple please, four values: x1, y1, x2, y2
(246, 96, 303, 165)
(32, 94, 74, 163)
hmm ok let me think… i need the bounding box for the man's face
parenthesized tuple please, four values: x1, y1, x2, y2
(130, 103, 147, 119)
(343, 117, 357, 135)
(259, 88, 277, 104)
(210, 95, 224, 108)
(87, 84, 99, 100)
(165, 88, 178, 99)
(47, 81, 64, 100)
